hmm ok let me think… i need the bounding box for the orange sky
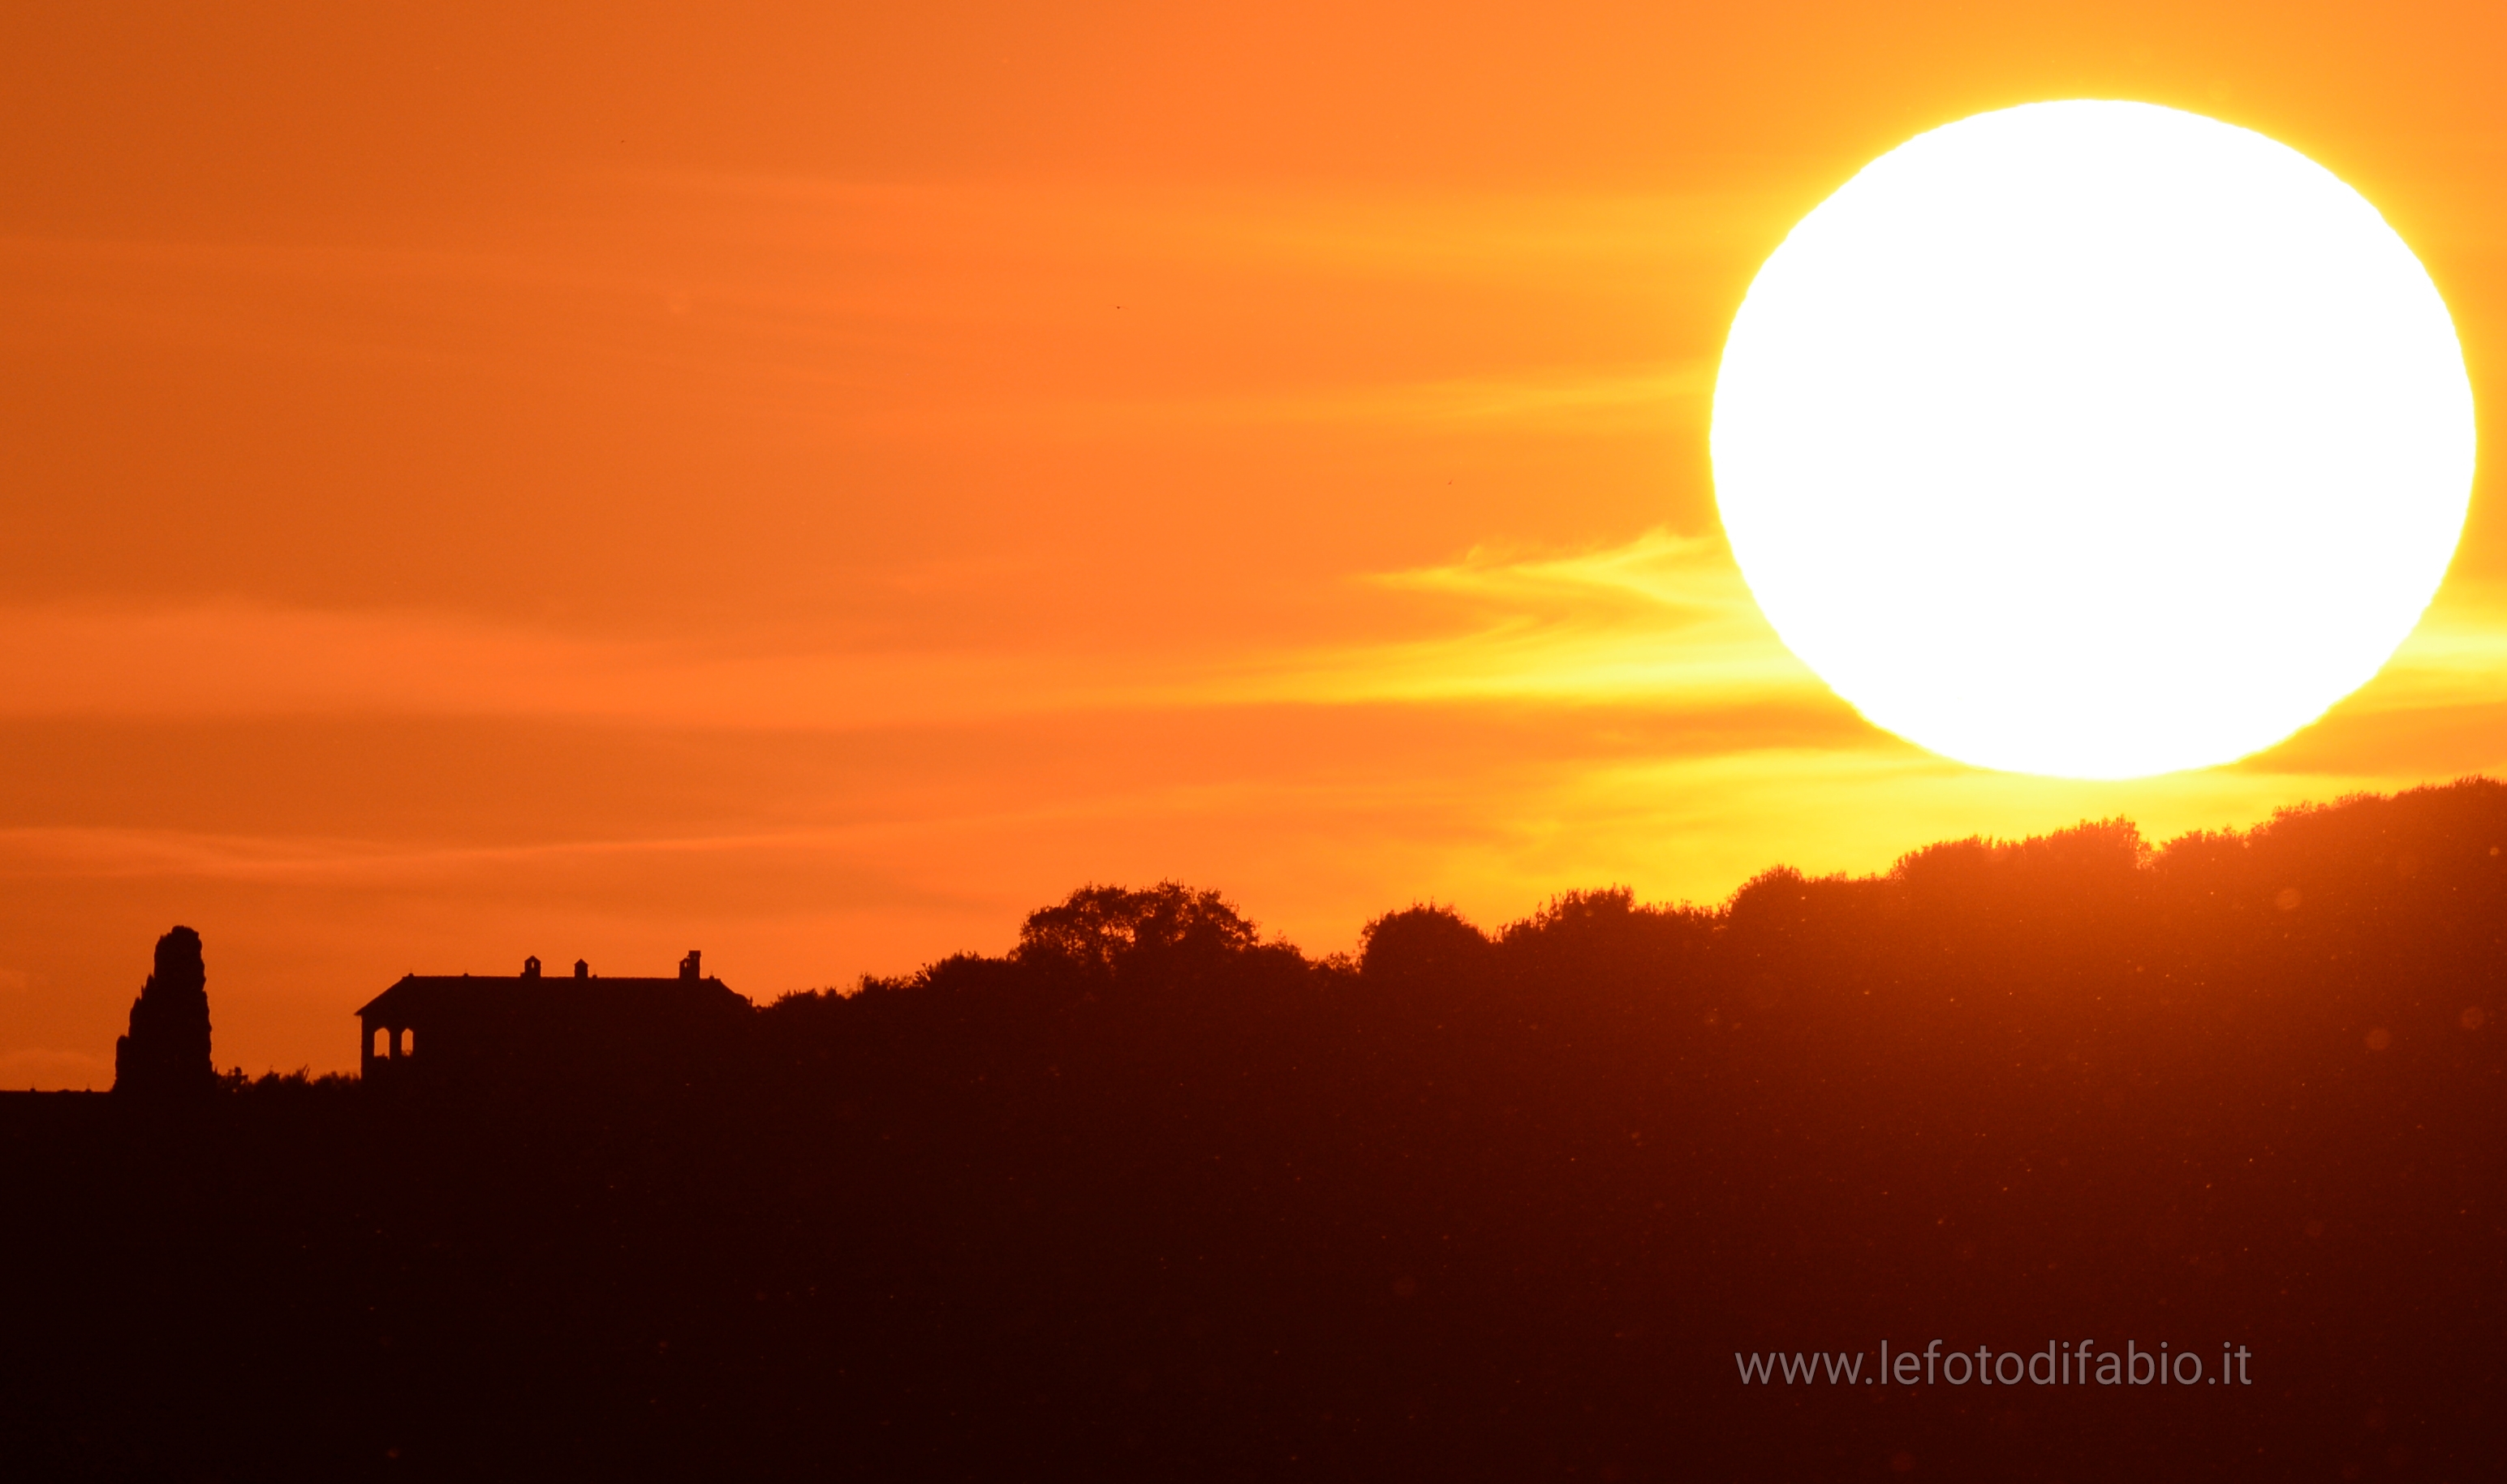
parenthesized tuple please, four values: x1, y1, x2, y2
(7, 1, 2507, 1086)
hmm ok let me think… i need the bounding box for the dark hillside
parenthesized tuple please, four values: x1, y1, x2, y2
(4, 781, 2504, 1480)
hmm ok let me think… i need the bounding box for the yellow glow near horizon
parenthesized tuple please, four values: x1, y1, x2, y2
(1711, 101, 2476, 780)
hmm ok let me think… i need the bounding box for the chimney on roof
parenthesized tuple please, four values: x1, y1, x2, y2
(522, 955, 541, 979)
(678, 949, 701, 981)
(573, 958, 588, 979)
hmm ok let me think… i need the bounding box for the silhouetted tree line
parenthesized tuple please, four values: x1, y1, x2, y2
(3, 782, 2504, 1480)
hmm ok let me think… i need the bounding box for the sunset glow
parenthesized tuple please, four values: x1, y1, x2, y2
(14, 10, 2507, 1477)
(6, 6, 2507, 1084)
(1712, 101, 2476, 779)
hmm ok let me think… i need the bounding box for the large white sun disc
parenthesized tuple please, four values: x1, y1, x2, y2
(1709, 101, 2475, 779)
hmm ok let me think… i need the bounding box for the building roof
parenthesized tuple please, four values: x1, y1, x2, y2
(355, 973, 747, 1021)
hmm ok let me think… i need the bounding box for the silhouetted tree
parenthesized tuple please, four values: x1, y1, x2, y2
(1358, 903, 1491, 983)
(1014, 881, 1266, 981)
(110, 925, 214, 1100)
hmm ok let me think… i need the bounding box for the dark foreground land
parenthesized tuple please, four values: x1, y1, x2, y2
(5, 783, 2505, 1481)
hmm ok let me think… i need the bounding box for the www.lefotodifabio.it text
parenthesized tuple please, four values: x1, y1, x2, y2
(1735, 1342, 2254, 1387)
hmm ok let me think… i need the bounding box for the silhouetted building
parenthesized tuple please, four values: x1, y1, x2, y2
(113, 927, 215, 1099)
(356, 950, 751, 1094)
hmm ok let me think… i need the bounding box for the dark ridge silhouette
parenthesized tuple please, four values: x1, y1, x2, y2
(4, 781, 2505, 1479)
(109, 925, 214, 1100)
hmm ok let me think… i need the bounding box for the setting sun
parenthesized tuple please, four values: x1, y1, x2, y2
(1712, 100, 2476, 780)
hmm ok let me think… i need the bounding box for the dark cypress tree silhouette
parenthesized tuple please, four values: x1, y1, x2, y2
(111, 925, 214, 1099)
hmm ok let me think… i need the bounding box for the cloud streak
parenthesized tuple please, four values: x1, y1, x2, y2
(7, 530, 2502, 758)
(0, 525, 1818, 728)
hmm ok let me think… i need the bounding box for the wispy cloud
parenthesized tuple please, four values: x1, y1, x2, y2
(0, 604, 1135, 729)
(1222, 528, 1829, 708)
(2345, 583, 2507, 712)
(1079, 363, 1717, 435)
(0, 528, 1829, 733)
(6, 527, 2502, 785)
(642, 174, 1792, 277)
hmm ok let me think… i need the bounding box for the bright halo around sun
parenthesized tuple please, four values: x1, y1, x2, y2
(1710, 100, 2475, 780)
